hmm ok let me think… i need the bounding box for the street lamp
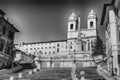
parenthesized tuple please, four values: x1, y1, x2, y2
(111, 55, 114, 75)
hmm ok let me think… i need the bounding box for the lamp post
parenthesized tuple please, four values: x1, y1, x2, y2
(111, 55, 114, 75)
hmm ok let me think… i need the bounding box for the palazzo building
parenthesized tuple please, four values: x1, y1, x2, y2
(15, 10, 97, 67)
(0, 9, 19, 66)
(100, 0, 120, 76)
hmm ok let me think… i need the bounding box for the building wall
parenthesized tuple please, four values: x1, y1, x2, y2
(101, 0, 120, 76)
(0, 9, 19, 69)
(16, 40, 68, 56)
(0, 17, 19, 57)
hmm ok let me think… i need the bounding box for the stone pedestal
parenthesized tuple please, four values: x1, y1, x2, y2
(80, 76, 85, 80)
(10, 76, 14, 80)
(28, 71, 33, 74)
(33, 68, 37, 72)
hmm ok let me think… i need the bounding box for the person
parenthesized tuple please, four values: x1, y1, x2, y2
(34, 56, 41, 70)
(115, 68, 117, 75)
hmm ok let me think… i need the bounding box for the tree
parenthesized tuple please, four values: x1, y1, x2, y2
(91, 36, 106, 62)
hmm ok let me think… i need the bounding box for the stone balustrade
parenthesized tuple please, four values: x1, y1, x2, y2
(39, 57, 93, 62)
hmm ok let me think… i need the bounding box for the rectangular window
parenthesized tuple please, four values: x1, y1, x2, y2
(3, 26, 6, 35)
(57, 48, 59, 52)
(8, 30, 14, 40)
(0, 43, 4, 51)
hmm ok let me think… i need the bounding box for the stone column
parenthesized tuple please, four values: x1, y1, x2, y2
(107, 58, 110, 72)
(60, 61, 64, 67)
(47, 62, 51, 67)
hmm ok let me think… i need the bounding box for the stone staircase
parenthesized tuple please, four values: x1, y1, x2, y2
(0, 67, 106, 80)
(25, 68, 72, 80)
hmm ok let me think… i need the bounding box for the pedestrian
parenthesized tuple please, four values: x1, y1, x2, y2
(115, 68, 117, 75)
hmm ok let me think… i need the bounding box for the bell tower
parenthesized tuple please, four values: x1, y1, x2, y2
(87, 10, 97, 29)
(67, 12, 79, 39)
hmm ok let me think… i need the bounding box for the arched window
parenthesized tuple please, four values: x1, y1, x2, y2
(90, 21, 93, 28)
(70, 24, 73, 30)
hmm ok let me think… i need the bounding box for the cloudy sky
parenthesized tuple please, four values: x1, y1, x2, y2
(0, 0, 110, 44)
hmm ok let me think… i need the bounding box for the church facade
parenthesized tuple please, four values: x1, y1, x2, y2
(15, 10, 97, 67)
